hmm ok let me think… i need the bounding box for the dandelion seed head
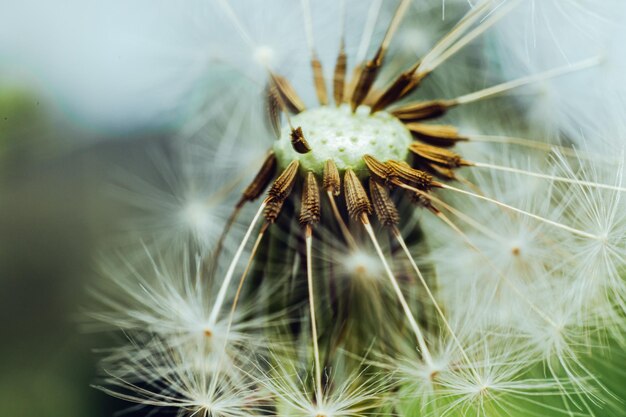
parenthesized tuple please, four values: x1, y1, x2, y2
(89, 244, 283, 383)
(92, 1, 626, 415)
(258, 352, 390, 417)
(273, 104, 412, 173)
(97, 341, 262, 417)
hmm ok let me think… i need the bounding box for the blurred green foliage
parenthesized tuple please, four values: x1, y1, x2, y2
(0, 86, 164, 417)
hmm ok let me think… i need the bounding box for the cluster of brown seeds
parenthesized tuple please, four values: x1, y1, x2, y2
(236, 37, 481, 237)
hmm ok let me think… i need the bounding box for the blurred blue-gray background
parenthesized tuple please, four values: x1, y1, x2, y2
(0, 2, 197, 415)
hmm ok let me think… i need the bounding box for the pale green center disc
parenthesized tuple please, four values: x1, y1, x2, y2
(273, 104, 412, 176)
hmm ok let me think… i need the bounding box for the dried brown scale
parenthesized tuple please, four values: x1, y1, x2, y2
(400, 71, 430, 98)
(265, 84, 282, 137)
(270, 73, 306, 114)
(264, 198, 286, 224)
(409, 143, 469, 168)
(267, 160, 300, 202)
(411, 193, 440, 214)
(392, 99, 456, 122)
(344, 168, 372, 220)
(323, 159, 341, 196)
(350, 48, 383, 111)
(423, 162, 458, 181)
(405, 123, 468, 147)
(371, 72, 414, 113)
(364, 156, 437, 192)
(290, 127, 312, 154)
(363, 154, 394, 185)
(371, 61, 420, 112)
(312, 56, 329, 106)
(299, 172, 321, 225)
(333, 41, 347, 106)
(369, 178, 400, 227)
(374, 69, 431, 112)
(239, 152, 278, 206)
(350, 63, 380, 111)
(362, 89, 381, 107)
(351, 0, 410, 111)
(386, 160, 436, 191)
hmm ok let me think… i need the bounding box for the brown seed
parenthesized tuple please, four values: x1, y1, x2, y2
(267, 160, 300, 202)
(265, 84, 282, 137)
(270, 72, 306, 114)
(239, 152, 278, 206)
(363, 154, 393, 184)
(405, 123, 468, 147)
(264, 198, 286, 224)
(344, 169, 372, 220)
(291, 127, 312, 154)
(392, 99, 455, 122)
(350, 53, 382, 112)
(409, 142, 469, 168)
(333, 40, 347, 106)
(371, 60, 422, 112)
(411, 193, 440, 214)
(323, 159, 341, 195)
(386, 160, 435, 191)
(299, 172, 321, 225)
(371, 70, 415, 113)
(398, 71, 430, 100)
(424, 162, 458, 180)
(312, 55, 328, 106)
(352, 0, 409, 111)
(369, 179, 399, 227)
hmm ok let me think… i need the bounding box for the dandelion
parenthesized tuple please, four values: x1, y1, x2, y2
(95, 340, 267, 417)
(257, 349, 392, 417)
(89, 245, 288, 381)
(107, 144, 245, 258)
(93, 1, 626, 416)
